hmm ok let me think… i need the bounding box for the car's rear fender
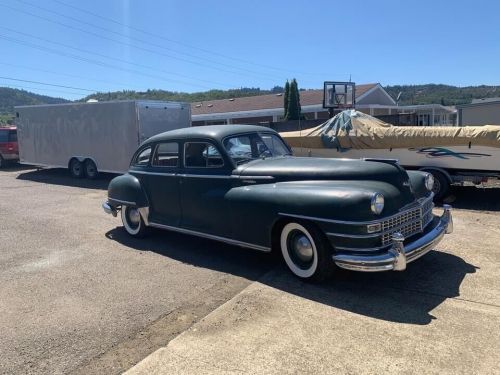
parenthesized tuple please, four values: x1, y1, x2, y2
(107, 174, 149, 208)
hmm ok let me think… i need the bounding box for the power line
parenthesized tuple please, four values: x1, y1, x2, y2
(0, 76, 96, 92)
(51, 0, 329, 77)
(0, 83, 84, 97)
(3, 1, 283, 82)
(0, 26, 234, 89)
(0, 61, 149, 91)
(0, 34, 218, 91)
(17, 0, 284, 80)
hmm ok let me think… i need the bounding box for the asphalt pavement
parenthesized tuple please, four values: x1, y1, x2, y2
(0, 167, 273, 375)
(1, 166, 499, 374)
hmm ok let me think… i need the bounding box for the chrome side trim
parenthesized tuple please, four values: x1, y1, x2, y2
(148, 222, 271, 252)
(234, 175, 275, 180)
(179, 174, 232, 179)
(278, 194, 434, 226)
(327, 232, 381, 239)
(130, 171, 275, 180)
(131, 170, 177, 177)
(108, 198, 136, 206)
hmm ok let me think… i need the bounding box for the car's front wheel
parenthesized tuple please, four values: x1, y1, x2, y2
(121, 205, 147, 237)
(279, 222, 334, 282)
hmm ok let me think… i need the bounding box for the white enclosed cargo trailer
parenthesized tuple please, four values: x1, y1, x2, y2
(15, 100, 191, 178)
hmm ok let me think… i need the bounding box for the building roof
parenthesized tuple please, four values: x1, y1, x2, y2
(146, 124, 276, 144)
(191, 83, 378, 116)
(456, 98, 500, 108)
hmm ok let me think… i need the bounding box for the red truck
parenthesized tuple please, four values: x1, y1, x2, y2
(0, 127, 18, 168)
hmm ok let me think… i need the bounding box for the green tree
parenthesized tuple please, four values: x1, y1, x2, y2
(283, 80, 290, 119)
(286, 79, 301, 120)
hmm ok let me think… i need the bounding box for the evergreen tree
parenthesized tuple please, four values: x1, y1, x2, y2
(283, 80, 290, 119)
(286, 79, 301, 120)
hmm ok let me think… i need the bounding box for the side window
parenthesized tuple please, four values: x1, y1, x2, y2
(152, 142, 179, 167)
(134, 147, 151, 166)
(185, 142, 224, 168)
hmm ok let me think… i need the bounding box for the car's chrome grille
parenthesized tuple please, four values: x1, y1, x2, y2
(380, 196, 434, 246)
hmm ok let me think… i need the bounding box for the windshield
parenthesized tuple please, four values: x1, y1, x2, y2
(223, 132, 291, 165)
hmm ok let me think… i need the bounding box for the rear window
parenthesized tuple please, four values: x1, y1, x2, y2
(0, 130, 16, 142)
(133, 147, 152, 166)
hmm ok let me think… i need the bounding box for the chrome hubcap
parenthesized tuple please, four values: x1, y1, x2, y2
(128, 208, 141, 225)
(291, 234, 313, 263)
(432, 177, 441, 194)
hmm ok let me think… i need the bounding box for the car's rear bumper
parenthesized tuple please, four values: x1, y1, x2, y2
(332, 205, 453, 272)
(102, 201, 118, 217)
(1, 153, 19, 161)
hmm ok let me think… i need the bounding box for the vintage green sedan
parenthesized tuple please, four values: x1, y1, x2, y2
(103, 125, 453, 281)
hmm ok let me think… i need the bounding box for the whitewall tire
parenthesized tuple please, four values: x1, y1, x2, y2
(280, 223, 318, 279)
(121, 205, 147, 237)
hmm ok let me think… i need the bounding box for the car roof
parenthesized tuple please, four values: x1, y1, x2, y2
(145, 124, 278, 144)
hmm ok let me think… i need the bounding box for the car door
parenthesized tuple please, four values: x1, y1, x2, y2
(143, 141, 182, 226)
(179, 140, 233, 237)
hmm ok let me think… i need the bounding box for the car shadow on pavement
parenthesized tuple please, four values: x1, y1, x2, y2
(105, 227, 477, 326)
(269, 250, 477, 325)
(105, 227, 276, 281)
(447, 185, 500, 211)
(16, 168, 114, 190)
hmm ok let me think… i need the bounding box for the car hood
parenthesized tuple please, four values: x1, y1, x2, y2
(236, 156, 416, 205)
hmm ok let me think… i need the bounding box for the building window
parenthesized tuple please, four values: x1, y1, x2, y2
(205, 119, 227, 125)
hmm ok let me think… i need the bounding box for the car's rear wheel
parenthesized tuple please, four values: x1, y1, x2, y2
(0, 155, 4, 169)
(121, 205, 147, 237)
(84, 159, 98, 179)
(69, 158, 84, 178)
(279, 222, 334, 282)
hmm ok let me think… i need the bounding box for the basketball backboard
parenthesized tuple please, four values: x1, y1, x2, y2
(323, 81, 356, 109)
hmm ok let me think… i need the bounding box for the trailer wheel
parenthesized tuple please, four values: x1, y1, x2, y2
(429, 170, 450, 201)
(69, 158, 84, 178)
(84, 159, 98, 179)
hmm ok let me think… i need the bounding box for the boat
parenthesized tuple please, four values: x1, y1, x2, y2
(280, 110, 500, 198)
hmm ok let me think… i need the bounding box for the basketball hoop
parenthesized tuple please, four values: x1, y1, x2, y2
(323, 81, 356, 117)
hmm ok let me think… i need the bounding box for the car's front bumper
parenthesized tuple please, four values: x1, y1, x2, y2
(332, 205, 453, 272)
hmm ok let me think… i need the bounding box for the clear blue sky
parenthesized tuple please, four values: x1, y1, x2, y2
(1, 0, 499, 100)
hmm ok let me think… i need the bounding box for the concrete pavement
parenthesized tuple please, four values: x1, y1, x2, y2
(127, 208, 500, 374)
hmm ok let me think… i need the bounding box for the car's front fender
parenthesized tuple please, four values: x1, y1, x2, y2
(225, 180, 402, 248)
(107, 173, 149, 208)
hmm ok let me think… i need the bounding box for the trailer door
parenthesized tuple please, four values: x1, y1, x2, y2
(137, 102, 190, 143)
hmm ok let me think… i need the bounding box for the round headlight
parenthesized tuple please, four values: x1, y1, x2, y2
(371, 193, 384, 215)
(425, 173, 434, 191)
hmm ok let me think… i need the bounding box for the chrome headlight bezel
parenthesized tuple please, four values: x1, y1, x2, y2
(370, 193, 384, 215)
(425, 173, 434, 191)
